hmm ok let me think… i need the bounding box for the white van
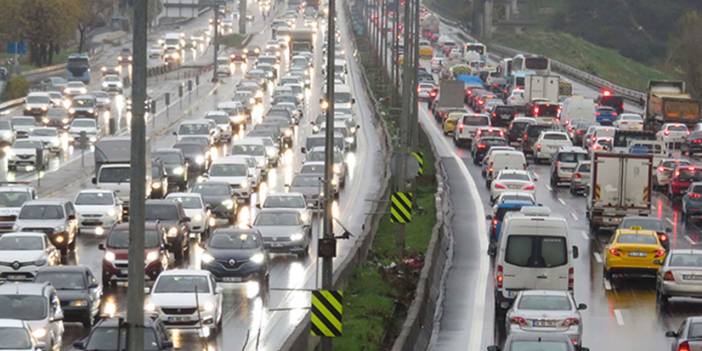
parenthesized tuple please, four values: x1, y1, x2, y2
(334, 85, 354, 111)
(486, 150, 527, 186)
(560, 96, 595, 127)
(494, 206, 579, 311)
(231, 138, 268, 170)
(627, 140, 668, 174)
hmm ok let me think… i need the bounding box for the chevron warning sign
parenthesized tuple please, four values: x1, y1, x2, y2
(310, 290, 343, 337)
(411, 151, 425, 176)
(390, 191, 414, 224)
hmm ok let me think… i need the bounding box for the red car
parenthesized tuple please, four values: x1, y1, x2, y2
(668, 165, 702, 198)
(100, 222, 170, 288)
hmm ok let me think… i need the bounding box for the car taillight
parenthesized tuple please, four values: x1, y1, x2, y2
(654, 249, 666, 258)
(509, 316, 527, 327)
(491, 218, 497, 229)
(494, 183, 507, 189)
(478, 144, 487, 149)
(478, 99, 484, 105)
(675, 170, 681, 177)
(658, 166, 665, 173)
(664, 130, 670, 136)
(595, 111, 601, 116)
(533, 107, 539, 115)
(609, 248, 621, 256)
(562, 317, 580, 327)
(693, 139, 702, 144)
(496, 265, 503, 288)
(691, 193, 702, 199)
(535, 144, 542, 151)
(458, 123, 464, 133)
(678, 341, 690, 351)
(568, 267, 574, 290)
(659, 233, 668, 242)
(522, 184, 535, 190)
(574, 173, 582, 179)
(663, 270, 675, 281)
(492, 112, 497, 117)
(612, 112, 618, 116)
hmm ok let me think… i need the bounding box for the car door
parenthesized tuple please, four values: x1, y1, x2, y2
(210, 274, 222, 317)
(44, 235, 59, 265)
(86, 269, 102, 317)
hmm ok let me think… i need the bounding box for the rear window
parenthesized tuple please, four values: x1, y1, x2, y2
(462, 115, 489, 126)
(668, 254, 702, 267)
(616, 234, 657, 244)
(693, 185, 702, 193)
(518, 295, 571, 311)
(678, 168, 702, 181)
(557, 153, 587, 163)
(543, 133, 568, 141)
(499, 173, 530, 181)
(505, 235, 567, 268)
(663, 160, 690, 169)
(669, 125, 688, 132)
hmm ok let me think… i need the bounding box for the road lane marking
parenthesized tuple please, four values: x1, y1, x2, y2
(604, 278, 612, 291)
(558, 198, 566, 205)
(593, 252, 602, 263)
(570, 212, 578, 221)
(667, 218, 674, 225)
(546, 184, 552, 191)
(614, 309, 624, 326)
(581, 230, 589, 241)
(686, 236, 697, 245)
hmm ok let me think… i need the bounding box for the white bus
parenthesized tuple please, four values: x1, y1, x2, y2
(512, 54, 550, 75)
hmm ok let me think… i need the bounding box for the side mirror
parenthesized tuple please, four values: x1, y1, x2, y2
(98, 243, 105, 250)
(72, 341, 86, 350)
(215, 286, 223, 294)
(91, 177, 97, 185)
(351, 98, 356, 104)
(665, 331, 678, 338)
(572, 245, 579, 259)
(487, 346, 500, 351)
(485, 214, 493, 220)
(577, 303, 587, 310)
(144, 287, 151, 294)
(300, 147, 307, 154)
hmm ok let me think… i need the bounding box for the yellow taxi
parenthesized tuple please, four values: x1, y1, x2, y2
(442, 111, 464, 135)
(419, 45, 434, 58)
(603, 227, 666, 280)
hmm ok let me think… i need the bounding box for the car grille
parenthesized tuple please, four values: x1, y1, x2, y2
(0, 215, 16, 222)
(18, 155, 33, 160)
(162, 307, 197, 315)
(217, 259, 246, 269)
(82, 214, 102, 218)
(22, 227, 53, 235)
(263, 236, 291, 242)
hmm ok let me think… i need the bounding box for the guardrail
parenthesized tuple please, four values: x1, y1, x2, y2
(0, 98, 24, 112)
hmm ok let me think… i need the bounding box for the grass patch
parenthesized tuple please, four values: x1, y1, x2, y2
(491, 30, 669, 91)
(0, 46, 78, 72)
(221, 33, 246, 49)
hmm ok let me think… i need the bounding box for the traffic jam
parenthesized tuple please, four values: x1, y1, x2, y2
(0, 1, 365, 350)
(417, 8, 702, 351)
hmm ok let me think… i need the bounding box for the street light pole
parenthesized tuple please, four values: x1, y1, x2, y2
(212, 4, 220, 82)
(126, 0, 147, 349)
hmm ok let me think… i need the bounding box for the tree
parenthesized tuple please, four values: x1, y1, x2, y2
(670, 11, 702, 100)
(76, 0, 113, 53)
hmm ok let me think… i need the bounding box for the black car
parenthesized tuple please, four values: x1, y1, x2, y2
(152, 148, 188, 190)
(42, 107, 71, 129)
(507, 118, 534, 145)
(173, 142, 210, 174)
(144, 200, 190, 261)
(69, 95, 98, 118)
(191, 181, 237, 224)
(683, 130, 702, 156)
(201, 228, 269, 286)
(568, 120, 592, 146)
(117, 48, 132, 64)
(488, 105, 516, 128)
(149, 162, 169, 199)
(35, 265, 101, 328)
(471, 136, 509, 165)
(73, 315, 174, 351)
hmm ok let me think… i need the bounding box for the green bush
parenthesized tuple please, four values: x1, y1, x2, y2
(2, 76, 29, 101)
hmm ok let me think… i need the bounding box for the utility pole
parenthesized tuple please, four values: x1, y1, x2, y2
(392, 0, 400, 103)
(410, 0, 420, 147)
(212, 3, 220, 82)
(379, 0, 385, 75)
(239, 0, 247, 34)
(395, 0, 412, 257)
(321, 0, 336, 349)
(126, 0, 147, 349)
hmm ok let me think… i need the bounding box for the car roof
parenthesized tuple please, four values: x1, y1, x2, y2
(145, 199, 179, 206)
(158, 269, 210, 277)
(517, 289, 571, 297)
(557, 146, 586, 153)
(0, 319, 27, 328)
(23, 198, 66, 206)
(36, 265, 89, 274)
(615, 228, 658, 236)
(0, 282, 51, 296)
(2, 231, 46, 238)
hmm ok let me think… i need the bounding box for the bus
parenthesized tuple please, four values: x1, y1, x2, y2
(66, 53, 91, 84)
(512, 54, 550, 75)
(463, 42, 486, 63)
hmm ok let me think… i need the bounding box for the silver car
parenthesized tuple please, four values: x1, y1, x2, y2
(0, 282, 64, 351)
(666, 316, 702, 351)
(504, 290, 586, 347)
(288, 174, 323, 209)
(0, 232, 59, 280)
(569, 160, 591, 196)
(488, 332, 583, 351)
(657, 249, 702, 304)
(252, 209, 311, 258)
(0, 318, 46, 350)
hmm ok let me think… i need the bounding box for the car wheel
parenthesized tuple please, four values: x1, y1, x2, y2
(102, 274, 112, 290)
(603, 268, 612, 282)
(82, 312, 93, 329)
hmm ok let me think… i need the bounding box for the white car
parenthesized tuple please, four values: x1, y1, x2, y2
(417, 82, 436, 101)
(0, 232, 60, 280)
(533, 131, 572, 163)
(165, 193, 211, 236)
(28, 127, 61, 154)
(145, 269, 223, 333)
(101, 74, 123, 93)
(73, 189, 122, 236)
(23, 92, 52, 116)
(63, 81, 87, 97)
(204, 110, 233, 142)
(657, 123, 690, 145)
(0, 184, 37, 233)
(0, 319, 46, 351)
(207, 157, 252, 201)
(224, 155, 261, 190)
(613, 113, 643, 131)
(68, 118, 99, 144)
(506, 89, 526, 106)
(7, 139, 47, 171)
(261, 192, 311, 225)
(490, 169, 536, 202)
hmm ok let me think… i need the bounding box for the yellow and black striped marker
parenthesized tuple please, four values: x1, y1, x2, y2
(310, 290, 343, 337)
(412, 151, 425, 176)
(390, 191, 414, 224)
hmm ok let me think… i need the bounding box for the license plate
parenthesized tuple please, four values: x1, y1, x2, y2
(508, 185, 521, 189)
(628, 251, 647, 257)
(272, 243, 284, 247)
(532, 320, 556, 327)
(6, 274, 24, 280)
(168, 316, 191, 322)
(683, 275, 702, 280)
(500, 114, 511, 120)
(223, 277, 242, 282)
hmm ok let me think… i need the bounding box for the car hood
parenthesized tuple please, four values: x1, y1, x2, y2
(25, 103, 48, 108)
(200, 195, 230, 206)
(15, 218, 64, 229)
(28, 136, 58, 143)
(150, 293, 214, 308)
(208, 175, 248, 186)
(75, 204, 114, 215)
(290, 186, 321, 196)
(11, 147, 37, 156)
(69, 127, 98, 134)
(207, 247, 259, 261)
(56, 289, 89, 303)
(0, 250, 45, 263)
(254, 224, 303, 237)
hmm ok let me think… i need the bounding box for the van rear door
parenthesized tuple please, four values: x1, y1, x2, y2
(502, 233, 570, 293)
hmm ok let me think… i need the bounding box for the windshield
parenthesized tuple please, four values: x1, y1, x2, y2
(145, 204, 179, 220)
(154, 275, 210, 293)
(179, 123, 209, 135)
(232, 144, 265, 155)
(26, 95, 49, 104)
(107, 229, 160, 248)
(630, 143, 663, 154)
(620, 218, 664, 231)
(558, 153, 588, 163)
(499, 173, 530, 181)
(74, 98, 95, 107)
(75, 192, 114, 206)
(0, 295, 47, 320)
(210, 163, 248, 177)
(31, 129, 57, 137)
(508, 341, 567, 351)
(209, 232, 260, 249)
(543, 133, 568, 140)
(292, 176, 321, 187)
(99, 167, 130, 183)
(85, 327, 160, 351)
(193, 183, 230, 196)
(308, 151, 343, 162)
(669, 125, 688, 132)
(12, 119, 34, 127)
(0, 191, 29, 207)
(35, 272, 86, 290)
(505, 235, 567, 268)
(153, 152, 182, 164)
(334, 92, 352, 104)
(264, 195, 305, 208)
(174, 144, 203, 154)
(301, 164, 324, 174)
(463, 115, 489, 126)
(19, 204, 63, 219)
(255, 212, 301, 226)
(0, 327, 32, 349)
(518, 295, 571, 311)
(207, 115, 230, 124)
(617, 234, 658, 244)
(72, 119, 96, 128)
(0, 236, 42, 250)
(167, 196, 202, 209)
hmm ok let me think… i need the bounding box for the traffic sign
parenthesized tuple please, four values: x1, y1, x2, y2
(5, 42, 26, 55)
(310, 290, 343, 337)
(411, 151, 425, 176)
(390, 191, 413, 223)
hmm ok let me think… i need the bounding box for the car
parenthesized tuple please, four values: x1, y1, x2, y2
(486, 196, 536, 256)
(13, 199, 78, 256)
(0, 183, 37, 233)
(149, 162, 170, 199)
(174, 119, 217, 145)
(474, 127, 505, 141)
(68, 95, 98, 119)
(34, 266, 101, 328)
(0, 232, 59, 280)
(534, 131, 572, 164)
(658, 122, 690, 146)
(232, 90, 256, 114)
(417, 82, 437, 102)
(522, 123, 557, 156)
(303, 147, 347, 187)
(90, 91, 111, 109)
(289, 174, 324, 210)
(201, 228, 270, 286)
(595, 106, 618, 125)
(0, 120, 15, 145)
(72, 315, 174, 350)
(165, 193, 210, 238)
(569, 160, 591, 196)
(507, 117, 536, 146)
(583, 125, 616, 151)
(41, 107, 71, 129)
(145, 269, 223, 333)
(206, 157, 253, 201)
(28, 127, 61, 154)
(11, 116, 37, 139)
(549, 146, 588, 187)
(484, 150, 526, 184)
(566, 120, 592, 146)
(682, 130, 702, 156)
(471, 136, 508, 165)
(253, 209, 311, 258)
(204, 110, 233, 142)
(654, 159, 691, 189)
(7, 139, 48, 171)
(0, 318, 45, 350)
(453, 113, 490, 147)
(489, 170, 536, 203)
(68, 118, 99, 144)
(603, 228, 666, 281)
(0, 282, 64, 350)
(173, 142, 210, 174)
(300, 161, 340, 195)
(441, 112, 463, 136)
(683, 182, 702, 221)
(487, 333, 583, 351)
(504, 290, 586, 347)
(63, 81, 87, 97)
(191, 181, 237, 225)
(590, 136, 613, 151)
(668, 165, 702, 199)
(656, 250, 702, 305)
(149, 45, 163, 59)
(619, 216, 672, 252)
(40, 76, 68, 91)
(99, 222, 170, 287)
(117, 48, 132, 64)
(100, 74, 123, 94)
(152, 148, 189, 191)
(99, 66, 119, 77)
(73, 189, 122, 236)
(231, 137, 268, 170)
(23, 92, 52, 117)
(488, 104, 517, 128)
(261, 192, 311, 225)
(613, 113, 644, 131)
(145, 200, 190, 261)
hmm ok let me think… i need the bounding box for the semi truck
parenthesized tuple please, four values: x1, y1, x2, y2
(645, 80, 701, 131)
(587, 152, 653, 232)
(523, 74, 559, 104)
(431, 80, 466, 122)
(288, 29, 315, 58)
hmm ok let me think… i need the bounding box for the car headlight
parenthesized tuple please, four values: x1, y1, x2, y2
(145, 251, 160, 263)
(42, 117, 50, 124)
(70, 299, 88, 307)
(284, 129, 292, 137)
(249, 98, 256, 105)
(167, 227, 178, 237)
(195, 155, 205, 164)
(80, 88, 87, 94)
(240, 181, 249, 190)
(312, 125, 320, 133)
(250, 252, 265, 264)
(62, 118, 69, 124)
(145, 302, 156, 313)
(222, 199, 234, 209)
(333, 164, 341, 174)
(88, 108, 94, 114)
(172, 166, 184, 175)
(32, 328, 47, 339)
(200, 301, 215, 312)
(290, 233, 304, 241)
(201, 252, 215, 264)
(41, 106, 48, 111)
(34, 259, 47, 266)
(300, 212, 309, 223)
(152, 182, 161, 189)
(350, 126, 357, 134)
(107, 209, 116, 217)
(267, 149, 276, 157)
(105, 251, 116, 262)
(54, 225, 66, 232)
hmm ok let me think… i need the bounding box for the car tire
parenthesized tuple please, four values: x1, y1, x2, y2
(603, 268, 612, 282)
(82, 313, 93, 329)
(296, 247, 308, 259)
(102, 274, 112, 290)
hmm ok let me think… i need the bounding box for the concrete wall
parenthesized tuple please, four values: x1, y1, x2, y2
(163, 0, 200, 18)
